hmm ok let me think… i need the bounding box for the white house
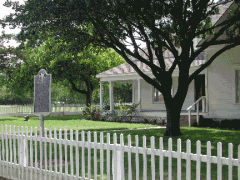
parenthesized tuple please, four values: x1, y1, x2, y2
(96, 2, 240, 125)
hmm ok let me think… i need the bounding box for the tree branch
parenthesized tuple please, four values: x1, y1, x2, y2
(68, 78, 87, 95)
(188, 43, 238, 84)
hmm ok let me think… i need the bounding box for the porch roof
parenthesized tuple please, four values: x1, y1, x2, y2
(96, 52, 205, 78)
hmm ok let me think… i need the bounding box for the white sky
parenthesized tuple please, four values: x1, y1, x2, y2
(0, 0, 24, 46)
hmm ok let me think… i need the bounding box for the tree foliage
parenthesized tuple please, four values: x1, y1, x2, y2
(2, 35, 125, 105)
(2, 0, 240, 136)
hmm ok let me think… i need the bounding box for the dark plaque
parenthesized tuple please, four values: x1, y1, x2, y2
(34, 69, 51, 115)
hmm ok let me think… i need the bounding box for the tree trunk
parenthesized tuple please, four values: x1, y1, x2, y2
(163, 85, 188, 136)
(86, 90, 92, 107)
(163, 104, 183, 136)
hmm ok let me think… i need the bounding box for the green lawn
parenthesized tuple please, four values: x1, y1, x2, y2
(0, 115, 240, 179)
(0, 115, 159, 132)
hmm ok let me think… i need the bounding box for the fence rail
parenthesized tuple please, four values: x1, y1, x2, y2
(0, 125, 239, 179)
(0, 104, 99, 116)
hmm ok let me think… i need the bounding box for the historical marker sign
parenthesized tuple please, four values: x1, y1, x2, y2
(34, 69, 51, 116)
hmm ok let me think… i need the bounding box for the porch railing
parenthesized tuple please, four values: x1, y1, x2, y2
(187, 96, 206, 127)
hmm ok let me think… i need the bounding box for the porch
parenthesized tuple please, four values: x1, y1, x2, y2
(99, 78, 207, 126)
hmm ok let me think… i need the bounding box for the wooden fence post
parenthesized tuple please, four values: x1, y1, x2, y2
(19, 135, 27, 167)
(112, 150, 123, 180)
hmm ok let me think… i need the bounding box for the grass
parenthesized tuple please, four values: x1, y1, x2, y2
(0, 115, 159, 132)
(0, 115, 240, 179)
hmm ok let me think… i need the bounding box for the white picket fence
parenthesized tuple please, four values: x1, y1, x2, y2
(0, 104, 93, 116)
(0, 125, 240, 180)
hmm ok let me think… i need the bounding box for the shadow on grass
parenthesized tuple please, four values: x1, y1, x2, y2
(0, 117, 25, 121)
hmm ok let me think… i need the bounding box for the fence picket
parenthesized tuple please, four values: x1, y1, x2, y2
(9, 125, 12, 179)
(75, 130, 79, 179)
(217, 142, 222, 180)
(29, 127, 33, 180)
(9, 126, 12, 162)
(1, 125, 5, 174)
(26, 126, 29, 180)
(177, 138, 181, 180)
(39, 127, 43, 180)
(64, 130, 68, 179)
(59, 129, 63, 179)
(196, 140, 201, 180)
(81, 131, 85, 179)
(207, 141, 211, 180)
(113, 133, 117, 180)
(159, 137, 164, 180)
(94, 132, 98, 180)
(54, 128, 57, 180)
(120, 134, 125, 180)
(151, 136, 155, 180)
(100, 132, 104, 180)
(49, 128, 52, 179)
(44, 128, 47, 180)
(34, 127, 38, 180)
(168, 138, 173, 180)
(135, 135, 139, 180)
(128, 134, 132, 180)
(87, 131, 91, 179)
(13, 126, 16, 165)
(143, 136, 147, 180)
(106, 133, 110, 180)
(70, 129, 74, 179)
(229, 143, 233, 180)
(3, 125, 8, 178)
(20, 126, 24, 180)
(17, 126, 20, 179)
(9, 126, 12, 179)
(186, 140, 191, 180)
(5, 125, 8, 166)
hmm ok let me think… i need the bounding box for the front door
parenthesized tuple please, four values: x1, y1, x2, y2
(194, 74, 205, 110)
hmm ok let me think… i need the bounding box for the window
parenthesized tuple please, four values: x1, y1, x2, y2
(153, 79, 174, 103)
(153, 87, 164, 102)
(153, 79, 164, 103)
(236, 70, 240, 103)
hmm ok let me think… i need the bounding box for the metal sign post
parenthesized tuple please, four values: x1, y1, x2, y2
(34, 69, 51, 136)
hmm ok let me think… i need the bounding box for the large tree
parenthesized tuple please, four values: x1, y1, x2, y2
(0, 33, 18, 73)
(4, 36, 124, 106)
(2, 0, 240, 136)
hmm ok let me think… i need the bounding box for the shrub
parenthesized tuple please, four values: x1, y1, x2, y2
(85, 105, 101, 121)
(101, 111, 119, 122)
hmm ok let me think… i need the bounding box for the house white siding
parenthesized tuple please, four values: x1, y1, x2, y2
(207, 45, 240, 118)
(133, 76, 196, 111)
(182, 80, 195, 110)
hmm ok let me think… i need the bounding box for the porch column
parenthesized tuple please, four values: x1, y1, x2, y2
(109, 81, 114, 111)
(100, 81, 103, 111)
(137, 79, 142, 111)
(132, 80, 135, 103)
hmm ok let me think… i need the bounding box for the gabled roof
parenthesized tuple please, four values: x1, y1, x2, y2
(97, 52, 205, 77)
(198, 2, 236, 46)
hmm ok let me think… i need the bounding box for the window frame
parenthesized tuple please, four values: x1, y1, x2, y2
(152, 79, 174, 104)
